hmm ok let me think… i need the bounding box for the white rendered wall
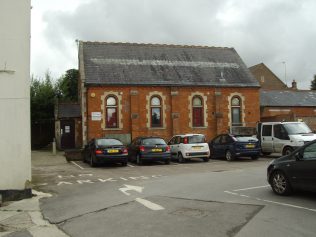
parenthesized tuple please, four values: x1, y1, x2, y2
(0, 0, 31, 190)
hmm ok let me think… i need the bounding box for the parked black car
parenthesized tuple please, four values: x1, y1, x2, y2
(128, 137, 171, 165)
(208, 134, 261, 161)
(83, 138, 128, 167)
(267, 139, 316, 195)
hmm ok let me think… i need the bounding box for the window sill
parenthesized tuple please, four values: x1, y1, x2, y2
(192, 126, 207, 129)
(148, 127, 166, 130)
(103, 128, 123, 131)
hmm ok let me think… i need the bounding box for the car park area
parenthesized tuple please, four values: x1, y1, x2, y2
(27, 150, 316, 237)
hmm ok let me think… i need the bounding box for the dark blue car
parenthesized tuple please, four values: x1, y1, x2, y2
(208, 134, 261, 161)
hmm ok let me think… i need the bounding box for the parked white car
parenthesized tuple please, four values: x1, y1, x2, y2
(168, 134, 210, 162)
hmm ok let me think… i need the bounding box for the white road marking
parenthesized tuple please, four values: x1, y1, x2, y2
(135, 198, 165, 211)
(119, 184, 144, 196)
(225, 187, 316, 213)
(233, 185, 270, 192)
(71, 161, 84, 170)
(127, 164, 135, 167)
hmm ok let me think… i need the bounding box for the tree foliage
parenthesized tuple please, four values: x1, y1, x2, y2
(56, 69, 79, 102)
(30, 71, 57, 122)
(311, 75, 316, 90)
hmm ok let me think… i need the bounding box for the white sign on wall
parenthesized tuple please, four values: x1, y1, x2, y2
(91, 112, 102, 121)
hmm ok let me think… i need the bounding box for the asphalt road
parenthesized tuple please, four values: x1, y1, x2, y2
(32, 152, 316, 237)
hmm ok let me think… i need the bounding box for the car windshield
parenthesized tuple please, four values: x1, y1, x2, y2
(235, 136, 258, 142)
(96, 139, 123, 146)
(283, 123, 312, 135)
(142, 138, 166, 145)
(187, 135, 205, 144)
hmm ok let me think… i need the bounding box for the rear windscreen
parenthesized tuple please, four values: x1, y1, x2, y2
(186, 135, 205, 144)
(96, 139, 123, 146)
(142, 138, 166, 145)
(236, 136, 258, 142)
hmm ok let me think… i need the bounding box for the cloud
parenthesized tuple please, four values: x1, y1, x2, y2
(34, 0, 316, 89)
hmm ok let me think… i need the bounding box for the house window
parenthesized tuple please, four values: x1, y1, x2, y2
(106, 96, 118, 128)
(231, 96, 242, 126)
(192, 96, 204, 127)
(150, 96, 162, 127)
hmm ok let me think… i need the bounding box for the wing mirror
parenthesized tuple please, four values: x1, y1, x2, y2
(295, 152, 303, 161)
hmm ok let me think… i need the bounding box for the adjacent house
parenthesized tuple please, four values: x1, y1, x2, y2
(249, 63, 288, 90)
(78, 42, 260, 145)
(260, 90, 316, 130)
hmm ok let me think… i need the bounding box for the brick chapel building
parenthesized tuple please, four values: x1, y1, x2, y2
(78, 42, 260, 145)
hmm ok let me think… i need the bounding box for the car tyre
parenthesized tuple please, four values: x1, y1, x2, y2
(225, 150, 235, 161)
(261, 152, 271, 156)
(283, 147, 293, 156)
(121, 161, 127, 166)
(178, 153, 185, 163)
(251, 155, 259, 160)
(270, 171, 292, 195)
(136, 154, 143, 166)
(203, 157, 210, 162)
(165, 159, 170, 165)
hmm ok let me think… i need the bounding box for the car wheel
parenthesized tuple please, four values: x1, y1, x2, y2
(270, 171, 292, 195)
(136, 154, 143, 166)
(251, 156, 259, 160)
(203, 157, 209, 162)
(225, 150, 235, 161)
(178, 153, 185, 163)
(90, 154, 96, 167)
(261, 152, 271, 156)
(165, 159, 170, 165)
(283, 147, 293, 156)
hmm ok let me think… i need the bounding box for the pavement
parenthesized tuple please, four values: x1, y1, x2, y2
(0, 151, 69, 237)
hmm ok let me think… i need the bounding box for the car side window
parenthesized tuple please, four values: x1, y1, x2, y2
(175, 136, 180, 144)
(221, 135, 228, 144)
(262, 125, 272, 136)
(274, 125, 289, 140)
(213, 136, 221, 144)
(169, 137, 175, 145)
(302, 143, 316, 160)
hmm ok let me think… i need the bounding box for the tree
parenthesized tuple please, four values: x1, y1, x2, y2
(56, 69, 79, 102)
(30, 71, 57, 121)
(311, 75, 316, 90)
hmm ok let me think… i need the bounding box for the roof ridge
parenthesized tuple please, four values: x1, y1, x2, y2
(80, 40, 232, 50)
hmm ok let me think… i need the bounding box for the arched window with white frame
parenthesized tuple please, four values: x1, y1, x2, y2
(150, 96, 162, 127)
(192, 96, 204, 127)
(106, 95, 118, 128)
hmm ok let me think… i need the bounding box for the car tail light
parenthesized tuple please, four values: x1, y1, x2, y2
(122, 148, 128, 154)
(95, 150, 103, 154)
(166, 146, 170, 152)
(140, 146, 145, 152)
(183, 137, 188, 144)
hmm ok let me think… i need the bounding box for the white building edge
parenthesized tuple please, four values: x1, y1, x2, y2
(0, 0, 32, 201)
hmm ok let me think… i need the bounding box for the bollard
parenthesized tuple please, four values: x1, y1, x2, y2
(52, 138, 56, 155)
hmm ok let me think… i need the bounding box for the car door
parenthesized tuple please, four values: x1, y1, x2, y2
(289, 142, 316, 191)
(273, 124, 290, 153)
(261, 125, 274, 153)
(211, 135, 222, 158)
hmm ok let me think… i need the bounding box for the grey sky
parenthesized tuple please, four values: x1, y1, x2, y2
(31, 0, 316, 89)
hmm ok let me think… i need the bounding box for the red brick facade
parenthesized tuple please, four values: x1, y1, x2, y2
(83, 86, 260, 144)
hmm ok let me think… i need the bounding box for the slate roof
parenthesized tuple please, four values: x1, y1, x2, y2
(58, 103, 81, 118)
(260, 90, 316, 107)
(80, 42, 259, 87)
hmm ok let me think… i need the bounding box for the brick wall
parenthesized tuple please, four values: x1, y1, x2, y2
(84, 86, 260, 144)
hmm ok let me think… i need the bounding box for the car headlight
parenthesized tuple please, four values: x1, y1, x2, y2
(297, 140, 305, 146)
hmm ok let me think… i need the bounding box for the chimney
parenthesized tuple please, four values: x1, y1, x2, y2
(291, 80, 297, 90)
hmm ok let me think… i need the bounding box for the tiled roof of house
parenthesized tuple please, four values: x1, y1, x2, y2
(58, 103, 81, 118)
(260, 90, 316, 107)
(79, 41, 259, 87)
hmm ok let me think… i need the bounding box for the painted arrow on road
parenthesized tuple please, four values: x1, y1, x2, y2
(119, 184, 144, 196)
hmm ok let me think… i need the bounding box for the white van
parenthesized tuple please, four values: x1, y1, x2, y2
(257, 122, 316, 156)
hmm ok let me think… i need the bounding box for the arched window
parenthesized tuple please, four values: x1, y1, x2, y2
(150, 96, 162, 127)
(231, 96, 242, 126)
(192, 96, 204, 127)
(106, 96, 118, 128)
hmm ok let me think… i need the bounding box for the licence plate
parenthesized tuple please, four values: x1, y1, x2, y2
(107, 149, 119, 153)
(245, 144, 255, 148)
(192, 146, 202, 150)
(152, 148, 162, 152)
